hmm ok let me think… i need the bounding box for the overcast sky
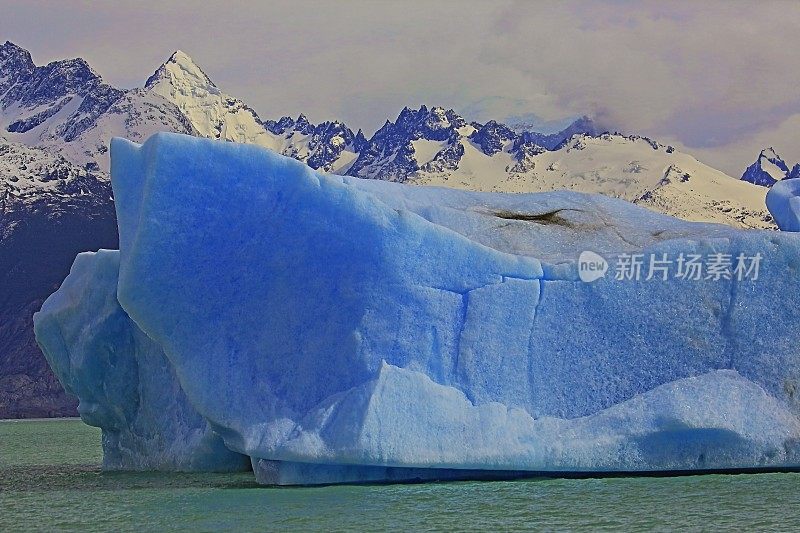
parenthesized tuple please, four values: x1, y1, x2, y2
(2, 0, 798, 176)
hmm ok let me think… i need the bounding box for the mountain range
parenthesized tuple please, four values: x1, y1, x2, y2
(0, 41, 782, 417)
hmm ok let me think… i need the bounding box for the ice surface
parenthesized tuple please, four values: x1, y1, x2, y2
(767, 178, 800, 231)
(35, 132, 800, 484)
(33, 249, 249, 472)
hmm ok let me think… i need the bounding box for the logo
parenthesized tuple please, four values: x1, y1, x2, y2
(578, 251, 608, 282)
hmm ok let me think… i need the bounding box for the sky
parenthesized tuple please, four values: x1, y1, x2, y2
(1, 0, 798, 176)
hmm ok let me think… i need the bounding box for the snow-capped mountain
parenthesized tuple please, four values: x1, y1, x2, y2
(0, 42, 123, 150)
(62, 88, 196, 171)
(0, 41, 194, 172)
(741, 148, 799, 187)
(0, 140, 108, 203)
(144, 50, 268, 145)
(2, 40, 770, 229)
(142, 51, 365, 174)
(263, 114, 361, 173)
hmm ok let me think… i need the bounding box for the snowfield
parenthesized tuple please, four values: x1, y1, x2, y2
(410, 134, 772, 229)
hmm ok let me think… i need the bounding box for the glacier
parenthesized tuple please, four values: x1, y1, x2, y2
(34, 132, 800, 484)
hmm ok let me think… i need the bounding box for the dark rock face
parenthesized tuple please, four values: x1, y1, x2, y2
(519, 115, 599, 150)
(421, 142, 465, 173)
(0, 42, 124, 145)
(347, 106, 465, 181)
(741, 148, 791, 187)
(0, 144, 118, 418)
(347, 108, 599, 181)
(265, 115, 358, 172)
(469, 120, 516, 156)
(305, 121, 356, 171)
(0, 41, 36, 96)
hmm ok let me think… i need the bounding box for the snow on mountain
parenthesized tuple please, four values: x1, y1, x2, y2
(0, 140, 105, 202)
(347, 105, 467, 180)
(0, 42, 197, 172)
(144, 50, 273, 146)
(410, 133, 773, 229)
(60, 89, 196, 172)
(741, 148, 792, 187)
(0, 41, 125, 154)
(0, 41, 779, 229)
(0, 139, 117, 418)
(344, 106, 586, 183)
(263, 114, 360, 173)
(144, 51, 366, 174)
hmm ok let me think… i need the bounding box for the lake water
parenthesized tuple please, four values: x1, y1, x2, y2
(1, 418, 799, 531)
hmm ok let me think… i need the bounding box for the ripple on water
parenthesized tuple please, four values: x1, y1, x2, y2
(2, 419, 800, 531)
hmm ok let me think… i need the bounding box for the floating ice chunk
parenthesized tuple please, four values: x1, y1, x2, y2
(33, 250, 249, 472)
(767, 178, 800, 231)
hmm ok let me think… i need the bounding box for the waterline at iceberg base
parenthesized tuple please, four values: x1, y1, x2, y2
(33, 132, 800, 485)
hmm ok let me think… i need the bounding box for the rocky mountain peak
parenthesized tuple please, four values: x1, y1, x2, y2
(469, 120, 517, 155)
(741, 147, 791, 187)
(145, 50, 216, 92)
(0, 41, 35, 73)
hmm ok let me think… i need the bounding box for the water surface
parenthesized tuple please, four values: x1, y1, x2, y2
(2, 419, 799, 531)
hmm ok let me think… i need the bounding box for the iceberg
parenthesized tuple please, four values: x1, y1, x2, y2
(767, 178, 800, 231)
(35, 132, 800, 484)
(33, 249, 249, 472)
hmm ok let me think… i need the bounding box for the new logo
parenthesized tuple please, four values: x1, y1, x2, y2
(578, 251, 608, 282)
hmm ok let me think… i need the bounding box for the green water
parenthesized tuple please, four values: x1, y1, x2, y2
(1, 419, 800, 531)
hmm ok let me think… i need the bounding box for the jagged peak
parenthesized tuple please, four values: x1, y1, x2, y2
(1, 40, 30, 55)
(0, 40, 34, 71)
(44, 56, 97, 75)
(756, 147, 789, 172)
(168, 49, 192, 63)
(0, 41, 102, 86)
(145, 49, 216, 90)
(392, 105, 464, 130)
(740, 147, 792, 186)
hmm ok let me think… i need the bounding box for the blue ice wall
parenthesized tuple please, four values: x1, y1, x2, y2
(34, 132, 800, 483)
(33, 249, 249, 472)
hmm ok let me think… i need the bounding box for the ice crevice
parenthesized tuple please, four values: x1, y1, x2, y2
(33, 133, 800, 485)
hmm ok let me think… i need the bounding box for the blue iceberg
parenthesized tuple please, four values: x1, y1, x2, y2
(767, 178, 800, 232)
(35, 132, 800, 484)
(33, 249, 249, 472)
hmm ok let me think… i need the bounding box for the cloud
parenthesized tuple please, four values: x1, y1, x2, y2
(665, 113, 800, 178)
(1, 0, 798, 175)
